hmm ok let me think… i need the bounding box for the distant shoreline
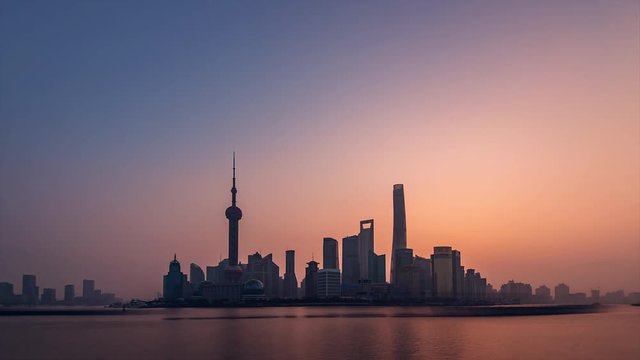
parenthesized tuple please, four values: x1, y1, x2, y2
(0, 303, 605, 317)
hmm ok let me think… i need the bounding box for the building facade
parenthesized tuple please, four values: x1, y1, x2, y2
(391, 184, 407, 285)
(283, 250, 298, 298)
(368, 252, 386, 284)
(163, 254, 188, 301)
(431, 246, 454, 299)
(41, 288, 56, 305)
(414, 255, 432, 298)
(394, 248, 415, 297)
(245, 252, 280, 298)
(341, 235, 360, 296)
(554, 283, 570, 303)
(304, 261, 319, 299)
(323, 237, 339, 270)
(358, 220, 374, 281)
(22, 275, 38, 306)
(190, 263, 205, 288)
(317, 269, 341, 298)
(82, 279, 95, 305)
(64, 284, 75, 305)
(0, 282, 15, 305)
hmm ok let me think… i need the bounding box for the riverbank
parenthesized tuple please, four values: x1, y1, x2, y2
(0, 303, 603, 317)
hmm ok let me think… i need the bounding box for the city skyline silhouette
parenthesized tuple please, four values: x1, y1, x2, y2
(0, 1, 638, 301)
(0, 152, 640, 306)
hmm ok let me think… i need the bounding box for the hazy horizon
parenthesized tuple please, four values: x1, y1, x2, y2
(1, 1, 639, 299)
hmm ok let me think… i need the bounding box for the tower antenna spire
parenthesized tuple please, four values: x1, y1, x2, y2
(231, 152, 237, 206)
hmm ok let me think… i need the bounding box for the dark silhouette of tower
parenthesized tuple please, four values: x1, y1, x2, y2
(82, 279, 95, 305)
(224, 153, 243, 283)
(304, 260, 319, 299)
(391, 184, 407, 285)
(341, 235, 360, 296)
(452, 250, 464, 299)
(358, 219, 374, 280)
(431, 246, 454, 299)
(283, 250, 298, 298)
(64, 284, 75, 305)
(225, 153, 242, 266)
(22, 275, 38, 306)
(163, 254, 187, 301)
(323, 238, 339, 270)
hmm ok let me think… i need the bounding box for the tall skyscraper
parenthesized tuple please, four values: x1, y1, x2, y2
(323, 237, 339, 270)
(163, 254, 187, 301)
(368, 252, 386, 283)
(414, 255, 432, 298)
(224, 153, 243, 283)
(554, 283, 570, 303)
(431, 246, 454, 299)
(0, 282, 14, 305)
(452, 250, 464, 299)
(341, 235, 360, 290)
(358, 219, 374, 280)
(391, 184, 407, 285)
(22, 275, 38, 306)
(464, 269, 477, 300)
(395, 248, 421, 299)
(304, 260, 319, 299)
(283, 250, 298, 298)
(64, 284, 75, 305)
(82, 279, 95, 305)
(478, 275, 487, 301)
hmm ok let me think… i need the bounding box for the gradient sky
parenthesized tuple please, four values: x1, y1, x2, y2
(1, 1, 638, 299)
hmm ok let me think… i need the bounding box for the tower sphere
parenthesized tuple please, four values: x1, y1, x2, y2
(225, 206, 243, 220)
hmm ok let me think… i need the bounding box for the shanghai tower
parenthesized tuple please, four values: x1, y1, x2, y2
(391, 184, 407, 285)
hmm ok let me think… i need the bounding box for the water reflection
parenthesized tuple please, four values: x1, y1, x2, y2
(0, 306, 638, 359)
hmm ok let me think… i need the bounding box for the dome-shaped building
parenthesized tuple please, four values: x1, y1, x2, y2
(242, 279, 265, 300)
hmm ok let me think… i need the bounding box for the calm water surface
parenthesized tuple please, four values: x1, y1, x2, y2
(0, 306, 638, 359)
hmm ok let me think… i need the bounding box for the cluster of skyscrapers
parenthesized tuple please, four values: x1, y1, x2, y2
(2, 155, 633, 307)
(0, 275, 120, 306)
(160, 156, 495, 304)
(1, 155, 634, 307)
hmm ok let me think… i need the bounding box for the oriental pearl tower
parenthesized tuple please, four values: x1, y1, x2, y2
(224, 152, 243, 283)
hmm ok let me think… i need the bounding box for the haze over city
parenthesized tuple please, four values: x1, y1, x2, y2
(1, 1, 639, 300)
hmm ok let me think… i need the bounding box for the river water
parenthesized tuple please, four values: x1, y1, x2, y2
(0, 305, 638, 359)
